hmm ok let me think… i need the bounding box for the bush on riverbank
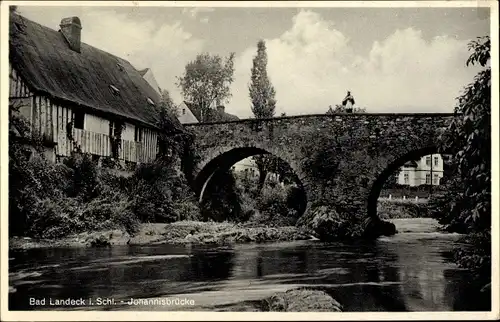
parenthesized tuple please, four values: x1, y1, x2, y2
(297, 203, 400, 241)
(296, 205, 364, 240)
(9, 151, 141, 239)
(428, 36, 491, 288)
(218, 170, 305, 227)
(9, 110, 200, 239)
(248, 182, 301, 227)
(377, 199, 430, 219)
(126, 160, 201, 223)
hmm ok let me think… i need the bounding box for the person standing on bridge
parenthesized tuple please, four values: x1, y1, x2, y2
(342, 91, 355, 113)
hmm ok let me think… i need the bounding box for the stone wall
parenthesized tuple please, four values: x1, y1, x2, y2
(185, 113, 456, 219)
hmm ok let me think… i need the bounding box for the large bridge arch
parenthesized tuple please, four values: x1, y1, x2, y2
(192, 144, 310, 216)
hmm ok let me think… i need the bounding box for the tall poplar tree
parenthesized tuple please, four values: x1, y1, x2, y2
(248, 40, 280, 191)
(249, 40, 276, 118)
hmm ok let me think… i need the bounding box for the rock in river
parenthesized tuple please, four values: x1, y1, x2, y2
(263, 288, 343, 312)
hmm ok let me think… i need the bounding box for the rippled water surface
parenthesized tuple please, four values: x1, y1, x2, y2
(9, 218, 490, 311)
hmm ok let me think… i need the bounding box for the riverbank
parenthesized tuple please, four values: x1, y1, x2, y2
(9, 221, 313, 250)
(378, 198, 430, 219)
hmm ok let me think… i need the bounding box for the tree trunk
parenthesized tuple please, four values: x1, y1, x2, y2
(257, 162, 267, 194)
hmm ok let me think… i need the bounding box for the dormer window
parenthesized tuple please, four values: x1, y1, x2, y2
(147, 97, 155, 106)
(109, 85, 120, 95)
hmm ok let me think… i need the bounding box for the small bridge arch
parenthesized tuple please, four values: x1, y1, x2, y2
(367, 145, 450, 218)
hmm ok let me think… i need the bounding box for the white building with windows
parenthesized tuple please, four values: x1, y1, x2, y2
(397, 154, 444, 186)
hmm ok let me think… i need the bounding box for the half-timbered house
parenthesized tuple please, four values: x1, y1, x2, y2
(9, 12, 183, 164)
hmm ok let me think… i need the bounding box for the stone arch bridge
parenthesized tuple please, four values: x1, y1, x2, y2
(184, 113, 456, 220)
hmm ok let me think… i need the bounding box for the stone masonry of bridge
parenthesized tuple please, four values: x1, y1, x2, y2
(184, 113, 457, 220)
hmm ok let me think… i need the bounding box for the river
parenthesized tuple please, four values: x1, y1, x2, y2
(8, 218, 490, 312)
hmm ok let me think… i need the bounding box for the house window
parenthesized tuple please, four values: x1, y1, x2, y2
(434, 156, 439, 166)
(134, 127, 143, 142)
(404, 172, 409, 184)
(433, 174, 440, 185)
(182, 108, 186, 115)
(73, 111, 84, 129)
(425, 156, 431, 166)
(426, 173, 431, 184)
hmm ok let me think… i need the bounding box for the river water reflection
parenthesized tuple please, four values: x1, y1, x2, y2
(9, 218, 490, 311)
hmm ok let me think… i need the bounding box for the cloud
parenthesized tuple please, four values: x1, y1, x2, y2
(15, 7, 481, 117)
(17, 6, 204, 104)
(228, 10, 479, 117)
(182, 7, 214, 19)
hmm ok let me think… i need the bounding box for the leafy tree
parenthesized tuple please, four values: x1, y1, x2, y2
(129, 159, 200, 223)
(434, 36, 491, 232)
(177, 52, 235, 122)
(249, 40, 276, 118)
(430, 36, 491, 285)
(159, 89, 179, 119)
(156, 89, 187, 160)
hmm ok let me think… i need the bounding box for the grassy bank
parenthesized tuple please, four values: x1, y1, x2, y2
(377, 198, 430, 220)
(9, 220, 313, 250)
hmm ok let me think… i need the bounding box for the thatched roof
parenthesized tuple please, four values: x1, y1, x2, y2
(9, 13, 183, 132)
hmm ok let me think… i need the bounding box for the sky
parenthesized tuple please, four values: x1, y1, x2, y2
(16, 4, 491, 118)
